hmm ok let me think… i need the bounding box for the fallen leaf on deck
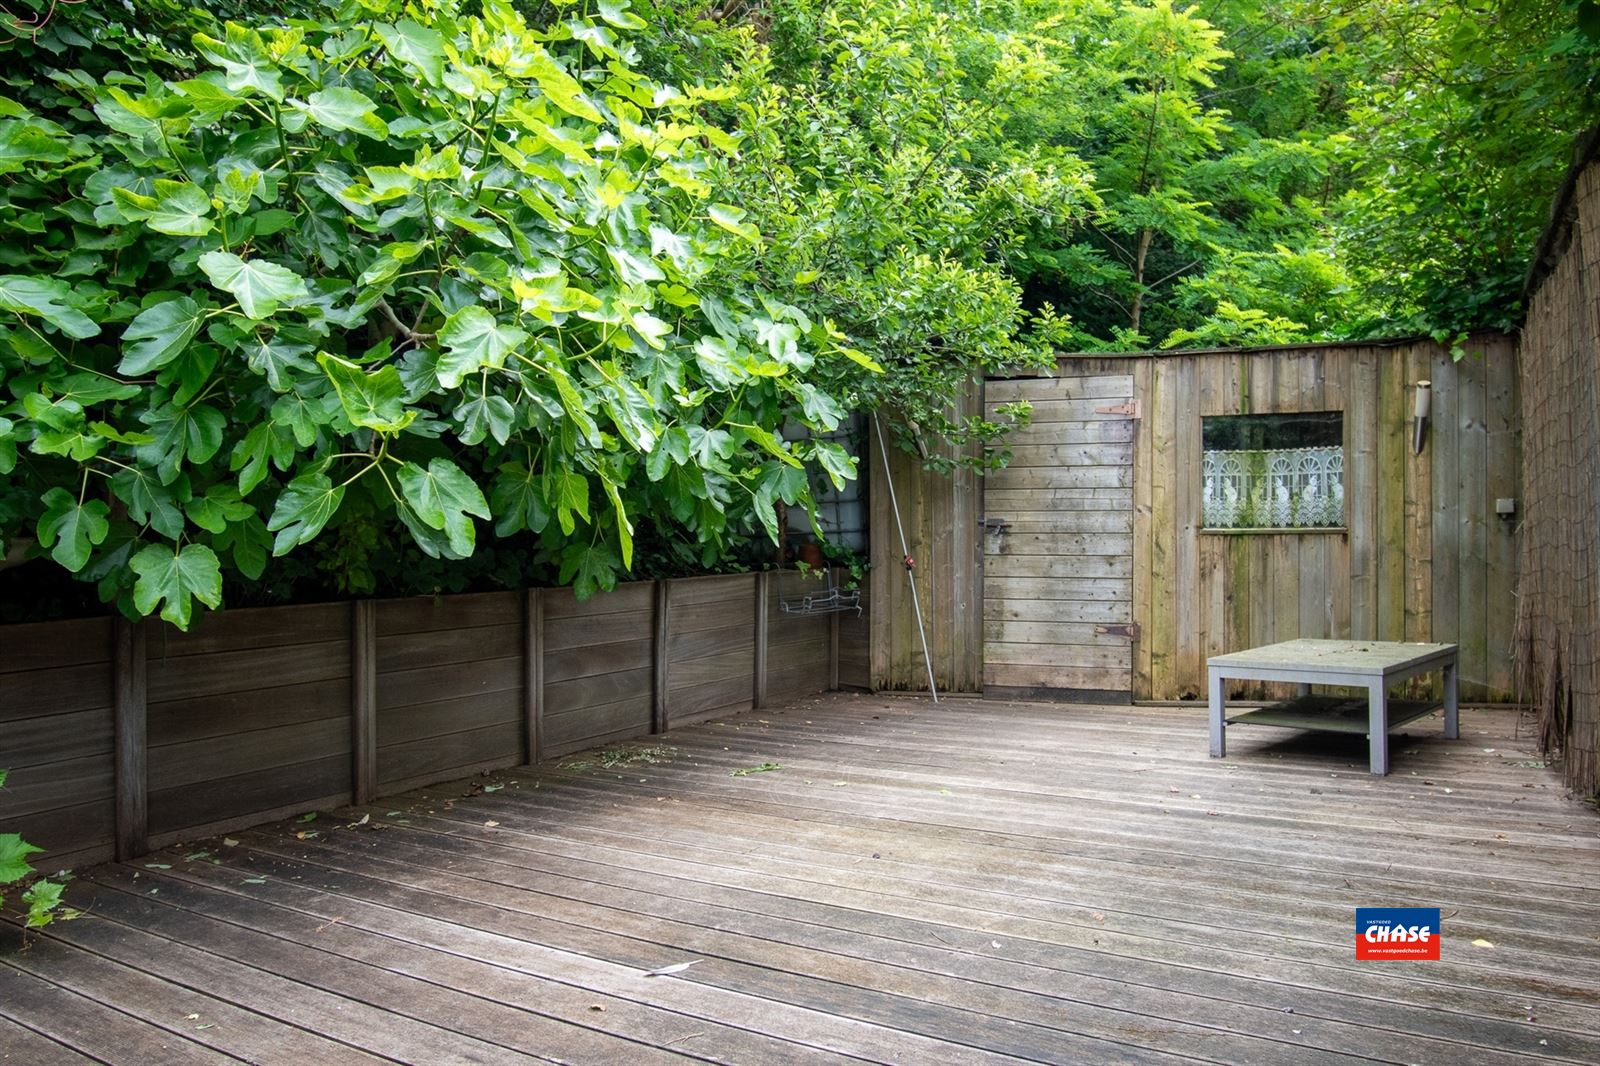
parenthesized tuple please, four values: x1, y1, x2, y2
(644, 960, 702, 977)
(298, 812, 317, 823)
(589, 1004, 606, 1012)
(731, 762, 782, 777)
(242, 877, 267, 884)
(484, 820, 500, 828)
(223, 838, 240, 847)
(1093, 913, 1106, 922)
(144, 863, 171, 870)
(1472, 938, 1495, 948)
(483, 784, 503, 793)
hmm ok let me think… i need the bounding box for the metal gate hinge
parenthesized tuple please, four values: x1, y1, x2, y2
(1095, 623, 1141, 640)
(1094, 401, 1140, 418)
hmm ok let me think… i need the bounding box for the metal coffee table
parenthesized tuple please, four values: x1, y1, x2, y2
(1207, 639, 1459, 775)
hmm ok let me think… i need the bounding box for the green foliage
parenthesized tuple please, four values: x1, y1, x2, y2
(1319, 0, 1600, 336)
(3, 0, 1590, 626)
(0, 768, 64, 930)
(0, 0, 869, 623)
(717, 0, 1084, 466)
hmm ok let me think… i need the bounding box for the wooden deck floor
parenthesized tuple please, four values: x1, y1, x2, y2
(4, 694, 1600, 1065)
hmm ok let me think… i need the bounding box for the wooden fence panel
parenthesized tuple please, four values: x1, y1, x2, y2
(145, 603, 350, 845)
(374, 592, 521, 794)
(541, 581, 655, 758)
(667, 573, 756, 725)
(765, 572, 833, 703)
(1048, 337, 1519, 702)
(0, 619, 115, 870)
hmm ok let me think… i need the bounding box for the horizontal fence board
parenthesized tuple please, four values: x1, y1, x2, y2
(768, 659, 831, 701)
(668, 647, 755, 691)
(990, 512, 1135, 535)
(375, 591, 520, 635)
(545, 724, 652, 760)
(982, 577, 1133, 602)
(1009, 397, 1140, 420)
(147, 641, 348, 704)
(670, 675, 753, 725)
(1003, 443, 1136, 468)
(984, 465, 1132, 491)
(147, 678, 348, 748)
(541, 611, 652, 652)
(983, 620, 1132, 647)
(542, 639, 653, 685)
(1, 707, 113, 770)
(667, 624, 757, 662)
(376, 688, 522, 749)
(377, 722, 522, 790)
(768, 625, 830, 656)
(374, 656, 520, 710)
(984, 663, 1133, 691)
(148, 603, 347, 657)
(1, 752, 114, 819)
(983, 554, 1133, 580)
(984, 489, 1134, 512)
(544, 699, 654, 751)
(540, 580, 654, 619)
(0, 661, 113, 722)
(375, 623, 520, 673)
(4, 799, 112, 869)
(667, 573, 756, 607)
(991, 533, 1135, 557)
(984, 641, 1129, 669)
(983, 598, 1130, 624)
(544, 666, 652, 716)
(669, 598, 756, 634)
(986, 376, 1134, 401)
(0, 618, 110, 673)
(1001, 420, 1137, 446)
(148, 717, 350, 793)
(149, 754, 350, 838)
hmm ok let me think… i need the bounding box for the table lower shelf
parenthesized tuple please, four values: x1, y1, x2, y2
(1225, 695, 1442, 735)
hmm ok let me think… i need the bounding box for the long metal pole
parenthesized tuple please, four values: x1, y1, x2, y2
(873, 412, 939, 702)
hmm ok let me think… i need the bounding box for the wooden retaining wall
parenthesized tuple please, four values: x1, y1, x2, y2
(1, 572, 855, 868)
(1517, 143, 1600, 795)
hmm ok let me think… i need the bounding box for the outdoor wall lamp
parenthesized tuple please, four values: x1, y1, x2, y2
(1413, 380, 1431, 455)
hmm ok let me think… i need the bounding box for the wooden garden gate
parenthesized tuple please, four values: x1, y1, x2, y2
(982, 373, 1138, 699)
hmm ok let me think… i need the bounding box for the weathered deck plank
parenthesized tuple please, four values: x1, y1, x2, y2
(4, 694, 1597, 1065)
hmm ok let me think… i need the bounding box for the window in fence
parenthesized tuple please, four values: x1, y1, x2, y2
(1201, 411, 1345, 530)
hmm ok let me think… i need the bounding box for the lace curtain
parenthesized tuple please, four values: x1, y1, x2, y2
(1202, 446, 1344, 529)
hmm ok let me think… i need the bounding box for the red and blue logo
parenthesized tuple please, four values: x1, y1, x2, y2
(1356, 907, 1441, 960)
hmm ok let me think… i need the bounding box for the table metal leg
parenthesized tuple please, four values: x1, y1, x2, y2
(1367, 684, 1389, 775)
(1443, 657, 1459, 739)
(1209, 669, 1225, 758)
